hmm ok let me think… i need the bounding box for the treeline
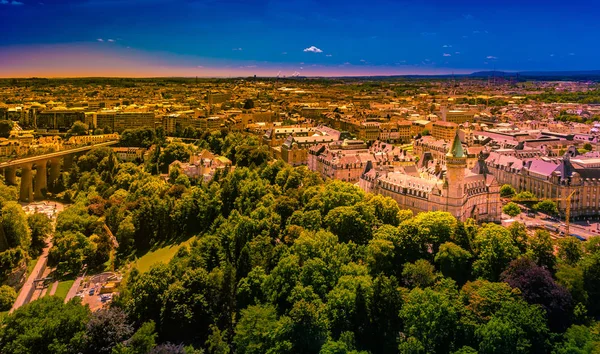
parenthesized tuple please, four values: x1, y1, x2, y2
(0, 185, 52, 296)
(3, 131, 600, 353)
(531, 89, 600, 104)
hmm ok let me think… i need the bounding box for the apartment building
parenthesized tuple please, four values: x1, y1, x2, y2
(91, 111, 156, 132)
(410, 120, 434, 137)
(431, 121, 458, 141)
(379, 121, 412, 143)
(36, 109, 85, 131)
(441, 107, 475, 124)
(112, 147, 147, 162)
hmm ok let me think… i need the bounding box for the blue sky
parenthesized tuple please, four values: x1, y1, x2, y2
(1, 0, 599, 76)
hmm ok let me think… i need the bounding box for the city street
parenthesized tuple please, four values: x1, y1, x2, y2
(505, 211, 600, 240)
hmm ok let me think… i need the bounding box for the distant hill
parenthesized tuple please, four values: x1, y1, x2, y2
(324, 70, 600, 81)
(469, 71, 514, 77)
(470, 70, 600, 80)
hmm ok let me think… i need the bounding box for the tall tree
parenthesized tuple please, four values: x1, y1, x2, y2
(84, 308, 134, 354)
(0, 297, 90, 354)
(528, 230, 557, 272)
(399, 287, 460, 353)
(472, 224, 520, 281)
(501, 258, 573, 332)
(27, 213, 52, 256)
(435, 242, 473, 285)
(1, 202, 31, 250)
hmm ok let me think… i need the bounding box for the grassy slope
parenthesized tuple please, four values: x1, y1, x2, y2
(53, 280, 75, 300)
(134, 236, 196, 273)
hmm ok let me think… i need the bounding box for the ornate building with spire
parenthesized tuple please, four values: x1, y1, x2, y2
(359, 132, 501, 222)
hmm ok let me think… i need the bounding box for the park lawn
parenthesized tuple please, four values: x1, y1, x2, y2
(135, 236, 196, 273)
(53, 280, 75, 300)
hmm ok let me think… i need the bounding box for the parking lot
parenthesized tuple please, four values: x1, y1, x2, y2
(73, 272, 121, 311)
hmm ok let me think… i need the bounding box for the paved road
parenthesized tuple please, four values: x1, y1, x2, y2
(510, 213, 598, 240)
(10, 239, 52, 313)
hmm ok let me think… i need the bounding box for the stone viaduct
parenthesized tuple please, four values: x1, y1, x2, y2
(0, 141, 119, 202)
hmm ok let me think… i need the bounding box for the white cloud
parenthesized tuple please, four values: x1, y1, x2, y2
(232, 47, 242, 51)
(569, 52, 575, 56)
(360, 59, 366, 62)
(443, 53, 451, 57)
(303, 46, 323, 53)
(107, 39, 115, 42)
(281, 52, 287, 55)
(442, 44, 452, 48)
(325, 54, 332, 57)
(2, 0, 24, 5)
(486, 55, 497, 59)
(97, 38, 104, 42)
(343, 62, 351, 65)
(455, 51, 461, 54)
(550, 54, 555, 57)
(197, 65, 204, 68)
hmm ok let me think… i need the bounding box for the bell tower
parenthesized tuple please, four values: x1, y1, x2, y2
(446, 131, 467, 201)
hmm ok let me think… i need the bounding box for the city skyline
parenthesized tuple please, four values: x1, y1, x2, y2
(1, 0, 599, 77)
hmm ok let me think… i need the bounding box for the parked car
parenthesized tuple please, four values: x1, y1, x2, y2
(89, 288, 95, 296)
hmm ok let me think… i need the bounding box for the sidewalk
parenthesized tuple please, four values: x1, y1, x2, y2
(48, 280, 59, 296)
(64, 275, 84, 303)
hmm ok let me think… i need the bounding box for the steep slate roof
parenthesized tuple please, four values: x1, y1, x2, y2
(447, 131, 465, 158)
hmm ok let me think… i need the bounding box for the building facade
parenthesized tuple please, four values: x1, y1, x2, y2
(431, 121, 458, 141)
(485, 147, 600, 218)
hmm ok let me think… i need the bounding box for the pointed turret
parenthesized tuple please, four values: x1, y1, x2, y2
(446, 130, 465, 158)
(445, 130, 466, 201)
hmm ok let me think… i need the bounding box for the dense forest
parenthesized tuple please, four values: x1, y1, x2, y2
(1, 129, 600, 353)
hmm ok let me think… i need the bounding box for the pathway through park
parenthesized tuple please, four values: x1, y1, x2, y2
(10, 240, 52, 313)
